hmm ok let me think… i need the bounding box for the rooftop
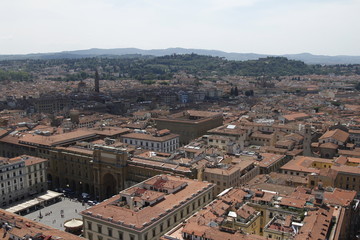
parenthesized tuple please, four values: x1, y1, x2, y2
(0, 209, 84, 240)
(81, 175, 214, 232)
(319, 129, 349, 143)
(18, 129, 97, 147)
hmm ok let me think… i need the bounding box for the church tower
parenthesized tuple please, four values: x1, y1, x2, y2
(94, 70, 100, 93)
(303, 124, 312, 156)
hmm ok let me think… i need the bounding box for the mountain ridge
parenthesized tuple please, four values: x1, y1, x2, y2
(1, 47, 360, 65)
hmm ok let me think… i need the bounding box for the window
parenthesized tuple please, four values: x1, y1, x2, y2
(160, 223, 163, 232)
(108, 228, 112, 237)
(130, 234, 135, 240)
(87, 232, 93, 240)
(118, 231, 123, 240)
(87, 222, 92, 231)
(152, 228, 156, 237)
(97, 225, 102, 234)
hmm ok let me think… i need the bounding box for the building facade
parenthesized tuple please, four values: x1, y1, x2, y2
(122, 130, 179, 153)
(0, 155, 47, 207)
(81, 175, 215, 240)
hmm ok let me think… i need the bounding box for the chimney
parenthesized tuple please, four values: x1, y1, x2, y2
(129, 197, 134, 210)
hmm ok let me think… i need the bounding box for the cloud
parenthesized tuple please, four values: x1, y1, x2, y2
(0, 35, 13, 41)
(0, 0, 358, 55)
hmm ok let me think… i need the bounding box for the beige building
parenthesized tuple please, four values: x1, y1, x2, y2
(163, 186, 358, 240)
(122, 130, 179, 153)
(281, 155, 360, 193)
(203, 157, 259, 195)
(154, 110, 223, 144)
(257, 153, 288, 174)
(81, 175, 215, 240)
(0, 155, 47, 207)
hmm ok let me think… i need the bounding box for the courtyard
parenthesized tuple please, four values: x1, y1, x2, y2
(24, 196, 90, 231)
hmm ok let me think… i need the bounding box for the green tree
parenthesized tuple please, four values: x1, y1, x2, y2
(234, 86, 239, 96)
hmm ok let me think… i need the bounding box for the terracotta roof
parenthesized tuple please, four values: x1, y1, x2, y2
(89, 127, 130, 136)
(236, 204, 256, 219)
(81, 175, 214, 231)
(338, 149, 360, 157)
(331, 165, 360, 175)
(9, 155, 47, 166)
(257, 153, 285, 168)
(323, 188, 357, 207)
(295, 207, 334, 240)
(18, 129, 97, 147)
(0, 209, 84, 240)
(282, 112, 309, 121)
(319, 142, 338, 149)
(280, 197, 306, 209)
(181, 222, 265, 240)
(280, 156, 328, 174)
(319, 129, 349, 143)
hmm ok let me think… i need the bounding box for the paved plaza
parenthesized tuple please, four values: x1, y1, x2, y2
(24, 197, 90, 231)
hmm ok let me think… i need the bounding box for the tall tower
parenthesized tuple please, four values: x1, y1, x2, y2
(94, 70, 100, 93)
(303, 124, 312, 156)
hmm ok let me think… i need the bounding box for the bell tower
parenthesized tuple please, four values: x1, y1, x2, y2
(303, 124, 312, 156)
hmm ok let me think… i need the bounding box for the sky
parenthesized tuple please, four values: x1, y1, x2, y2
(0, 0, 359, 55)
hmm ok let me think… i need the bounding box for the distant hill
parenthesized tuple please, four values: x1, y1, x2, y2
(1, 48, 360, 65)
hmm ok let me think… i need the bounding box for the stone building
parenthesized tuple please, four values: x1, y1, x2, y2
(0, 155, 47, 207)
(81, 175, 214, 240)
(154, 110, 223, 145)
(122, 129, 179, 153)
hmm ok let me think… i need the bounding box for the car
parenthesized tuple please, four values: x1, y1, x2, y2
(82, 193, 90, 199)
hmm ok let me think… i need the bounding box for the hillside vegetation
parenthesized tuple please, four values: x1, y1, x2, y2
(0, 54, 359, 81)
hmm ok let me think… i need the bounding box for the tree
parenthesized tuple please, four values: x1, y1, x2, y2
(94, 70, 100, 92)
(244, 89, 254, 97)
(80, 72, 88, 80)
(355, 82, 360, 91)
(230, 87, 234, 96)
(234, 86, 239, 96)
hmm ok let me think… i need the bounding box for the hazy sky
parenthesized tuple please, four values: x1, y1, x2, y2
(0, 0, 359, 55)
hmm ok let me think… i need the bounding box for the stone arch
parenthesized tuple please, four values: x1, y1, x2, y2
(103, 173, 117, 198)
